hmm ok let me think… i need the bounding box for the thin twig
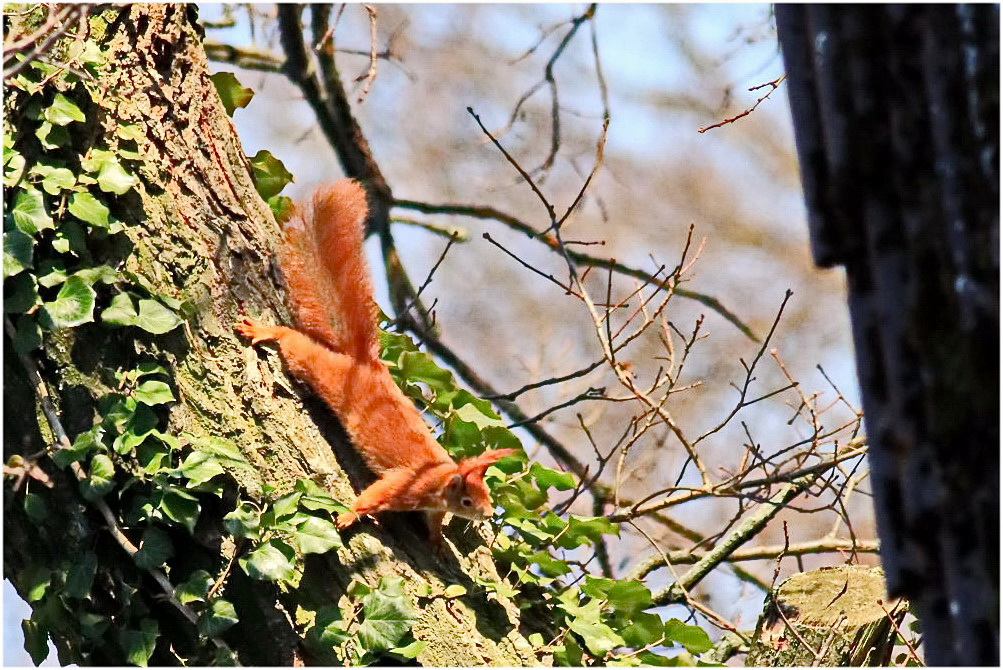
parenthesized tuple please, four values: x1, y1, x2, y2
(698, 74, 786, 133)
(354, 5, 378, 102)
(393, 198, 758, 340)
(467, 106, 555, 222)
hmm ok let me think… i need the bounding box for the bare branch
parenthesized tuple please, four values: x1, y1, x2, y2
(393, 198, 759, 340)
(651, 479, 805, 606)
(698, 74, 786, 133)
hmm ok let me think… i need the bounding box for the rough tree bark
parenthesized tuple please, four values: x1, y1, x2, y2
(4, 5, 538, 665)
(775, 5, 999, 665)
(747, 566, 906, 666)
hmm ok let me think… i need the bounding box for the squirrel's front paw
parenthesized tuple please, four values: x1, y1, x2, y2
(336, 512, 360, 530)
(235, 318, 271, 345)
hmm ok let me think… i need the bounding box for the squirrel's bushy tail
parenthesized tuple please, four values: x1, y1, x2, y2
(280, 180, 380, 362)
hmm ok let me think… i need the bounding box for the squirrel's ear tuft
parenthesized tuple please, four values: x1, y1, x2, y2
(446, 473, 464, 492)
(457, 449, 519, 479)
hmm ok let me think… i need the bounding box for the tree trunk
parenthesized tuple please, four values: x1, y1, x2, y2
(3, 5, 538, 665)
(747, 566, 906, 666)
(775, 5, 999, 665)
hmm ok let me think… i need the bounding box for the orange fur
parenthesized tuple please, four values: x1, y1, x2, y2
(237, 180, 516, 551)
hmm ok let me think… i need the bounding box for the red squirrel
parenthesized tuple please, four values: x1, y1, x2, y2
(236, 179, 516, 552)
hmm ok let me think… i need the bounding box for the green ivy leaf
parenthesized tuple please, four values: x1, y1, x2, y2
(35, 121, 70, 149)
(21, 565, 52, 602)
(116, 122, 145, 142)
(124, 494, 158, 527)
(159, 487, 200, 534)
(187, 435, 250, 467)
(96, 159, 138, 194)
(531, 462, 576, 492)
(606, 581, 654, 618)
(177, 450, 226, 486)
(355, 576, 418, 652)
(21, 619, 50, 665)
(134, 526, 174, 570)
(634, 650, 678, 666)
(451, 401, 506, 429)
(80, 453, 115, 500)
(198, 598, 239, 638)
(558, 515, 619, 550)
(398, 350, 454, 392)
(566, 599, 625, 656)
(79, 613, 110, 641)
(271, 491, 302, 523)
(52, 219, 87, 255)
(176, 569, 213, 605)
(43, 93, 86, 125)
(294, 515, 343, 555)
(620, 612, 665, 648)
(79, 148, 117, 173)
(74, 263, 119, 284)
(68, 191, 111, 228)
(136, 440, 171, 474)
(39, 275, 96, 328)
(294, 478, 346, 514)
(267, 194, 295, 222)
(471, 575, 519, 599)
(101, 393, 136, 432)
(389, 639, 427, 660)
(249, 150, 293, 200)
(495, 502, 532, 533)
(135, 379, 175, 405)
(5, 272, 39, 315)
(101, 292, 138, 326)
(379, 329, 420, 362)
(53, 427, 103, 467)
(210, 72, 254, 116)
(134, 299, 182, 334)
(480, 425, 524, 459)
(35, 259, 68, 288)
(239, 539, 296, 582)
(23, 491, 48, 523)
(443, 414, 483, 452)
(553, 633, 584, 666)
(11, 186, 53, 234)
(136, 360, 170, 377)
(74, 39, 105, 68)
(504, 511, 556, 544)
(526, 550, 572, 577)
(4, 135, 26, 186)
(3, 225, 34, 278)
(114, 403, 158, 454)
(64, 550, 98, 599)
(582, 576, 653, 619)
(308, 604, 349, 650)
(36, 166, 76, 195)
(664, 619, 712, 654)
(120, 619, 158, 667)
(11, 314, 41, 354)
(223, 502, 261, 539)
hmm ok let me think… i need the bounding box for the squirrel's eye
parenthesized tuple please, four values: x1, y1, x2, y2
(460, 497, 473, 507)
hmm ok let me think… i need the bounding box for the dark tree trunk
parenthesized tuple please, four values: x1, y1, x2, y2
(775, 5, 999, 665)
